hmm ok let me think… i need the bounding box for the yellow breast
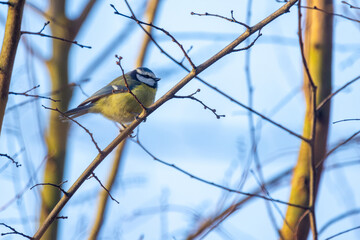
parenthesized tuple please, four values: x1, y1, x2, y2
(92, 84, 156, 123)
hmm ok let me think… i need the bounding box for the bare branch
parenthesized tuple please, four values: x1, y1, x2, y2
(42, 105, 103, 154)
(115, 55, 147, 111)
(30, 181, 69, 196)
(0, 223, 33, 239)
(191, 11, 251, 29)
(174, 89, 225, 119)
(0, 1, 12, 6)
(317, 75, 360, 111)
(341, 1, 360, 10)
(319, 208, 360, 235)
(21, 21, 92, 49)
(301, 5, 360, 23)
(232, 30, 262, 52)
(186, 168, 293, 239)
(111, 2, 196, 69)
(133, 137, 307, 209)
(333, 118, 360, 124)
(90, 173, 119, 204)
(9, 85, 60, 102)
(297, 1, 316, 89)
(325, 226, 360, 240)
(0, 153, 21, 167)
(317, 129, 360, 168)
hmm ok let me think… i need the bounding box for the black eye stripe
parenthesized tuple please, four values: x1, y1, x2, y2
(137, 73, 154, 79)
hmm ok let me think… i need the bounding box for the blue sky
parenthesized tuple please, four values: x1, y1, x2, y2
(1, 0, 360, 239)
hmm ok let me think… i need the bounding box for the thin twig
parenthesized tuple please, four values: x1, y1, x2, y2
(9, 85, 60, 102)
(317, 129, 360, 168)
(21, 31, 91, 48)
(133, 137, 307, 210)
(115, 55, 147, 111)
(191, 11, 251, 29)
(333, 118, 360, 124)
(180, 46, 193, 64)
(341, 1, 360, 10)
(0, 1, 12, 6)
(38, 21, 49, 33)
(298, 3, 316, 89)
(90, 173, 119, 204)
(319, 208, 360, 235)
(111, 2, 196, 69)
(0, 223, 33, 239)
(301, 5, 360, 23)
(21, 21, 91, 49)
(232, 30, 262, 52)
(325, 225, 360, 240)
(30, 181, 69, 196)
(111, 1, 305, 143)
(0, 155, 48, 212)
(42, 105, 103, 154)
(186, 168, 293, 239)
(317, 75, 360, 111)
(0, 153, 21, 167)
(173, 89, 225, 119)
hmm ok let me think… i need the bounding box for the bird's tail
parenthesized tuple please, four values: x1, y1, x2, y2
(60, 105, 92, 121)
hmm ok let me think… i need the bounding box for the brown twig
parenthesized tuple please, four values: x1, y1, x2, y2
(232, 30, 262, 52)
(191, 11, 251, 29)
(90, 173, 119, 204)
(301, 5, 360, 23)
(30, 181, 69, 196)
(7, 79, 90, 112)
(341, 1, 360, 10)
(173, 89, 225, 119)
(9, 85, 60, 102)
(297, 2, 316, 89)
(42, 105, 103, 154)
(21, 21, 91, 49)
(111, 2, 196, 69)
(115, 55, 147, 111)
(180, 46, 193, 64)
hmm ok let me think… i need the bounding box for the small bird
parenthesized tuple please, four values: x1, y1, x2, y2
(63, 67, 160, 124)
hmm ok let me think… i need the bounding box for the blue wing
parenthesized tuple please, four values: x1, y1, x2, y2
(78, 74, 140, 107)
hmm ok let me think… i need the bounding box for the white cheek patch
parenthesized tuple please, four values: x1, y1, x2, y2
(112, 85, 119, 90)
(137, 74, 156, 87)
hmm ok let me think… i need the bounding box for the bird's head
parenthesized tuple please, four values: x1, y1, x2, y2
(134, 67, 160, 88)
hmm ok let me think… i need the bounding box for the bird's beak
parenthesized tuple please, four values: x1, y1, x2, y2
(155, 77, 161, 82)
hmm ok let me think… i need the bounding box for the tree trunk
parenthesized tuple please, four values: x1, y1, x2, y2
(280, 0, 333, 239)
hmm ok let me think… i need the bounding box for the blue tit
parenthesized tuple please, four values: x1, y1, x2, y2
(63, 67, 160, 124)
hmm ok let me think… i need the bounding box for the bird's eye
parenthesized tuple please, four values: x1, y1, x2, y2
(136, 68, 156, 79)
